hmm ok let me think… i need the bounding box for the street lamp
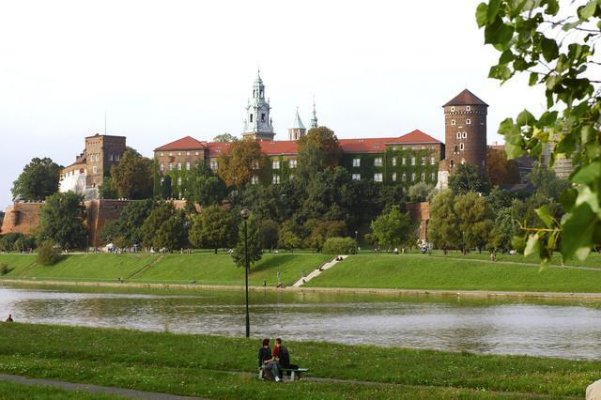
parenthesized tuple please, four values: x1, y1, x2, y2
(240, 208, 251, 338)
(354, 230, 358, 254)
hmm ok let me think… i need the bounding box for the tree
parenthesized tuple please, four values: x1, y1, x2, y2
(188, 205, 236, 253)
(428, 189, 461, 251)
(258, 219, 280, 252)
(486, 147, 520, 186)
(110, 148, 153, 199)
(296, 126, 342, 182)
(304, 219, 346, 252)
(152, 209, 188, 251)
(11, 157, 61, 201)
(140, 202, 176, 249)
(490, 207, 518, 252)
(217, 138, 266, 188)
(477, 0, 601, 260)
(160, 175, 172, 200)
(101, 199, 155, 246)
(370, 206, 412, 251)
(527, 162, 569, 201)
(100, 176, 118, 199)
(454, 192, 495, 253)
(278, 220, 302, 251)
(449, 164, 490, 195)
(183, 163, 227, 207)
(213, 133, 238, 143)
(231, 213, 262, 268)
(408, 182, 434, 202)
(38, 192, 87, 250)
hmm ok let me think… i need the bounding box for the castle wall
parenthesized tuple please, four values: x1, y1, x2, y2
(1, 202, 43, 235)
(407, 202, 430, 242)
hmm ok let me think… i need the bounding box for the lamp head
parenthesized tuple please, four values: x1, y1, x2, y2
(240, 208, 250, 220)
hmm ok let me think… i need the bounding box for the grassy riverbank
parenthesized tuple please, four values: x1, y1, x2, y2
(0, 323, 597, 399)
(308, 253, 601, 292)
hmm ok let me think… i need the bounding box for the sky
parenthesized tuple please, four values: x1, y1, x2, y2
(0, 0, 547, 210)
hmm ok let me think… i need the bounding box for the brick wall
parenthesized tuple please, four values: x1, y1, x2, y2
(407, 202, 430, 242)
(1, 202, 43, 235)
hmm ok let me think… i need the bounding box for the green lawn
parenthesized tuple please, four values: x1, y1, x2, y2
(0, 381, 125, 399)
(308, 253, 601, 292)
(0, 252, 331, 287)
(0, 323, 595, 399)
(426, 249, 601, 268)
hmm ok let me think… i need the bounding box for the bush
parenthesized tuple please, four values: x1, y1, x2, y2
(0, 263, 11, 275)
(322, 237, 356, 255)
(36, 240, 62, 266)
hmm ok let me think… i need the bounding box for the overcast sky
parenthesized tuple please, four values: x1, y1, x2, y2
(0, 0, 546, 209)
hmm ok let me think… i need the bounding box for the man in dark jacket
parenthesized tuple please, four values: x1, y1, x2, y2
(258, 338, 280, 382)
(273, 338, 298, 375)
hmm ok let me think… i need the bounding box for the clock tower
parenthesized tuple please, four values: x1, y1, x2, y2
(243, 70, 275, 141)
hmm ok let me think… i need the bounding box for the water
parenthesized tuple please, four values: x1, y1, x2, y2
(1, 286, 601, 360)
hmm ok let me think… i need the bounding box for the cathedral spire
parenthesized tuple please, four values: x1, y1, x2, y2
(289, 107, 306, 140)
(310, 96, 318, 129)
(243, 70, 275, 141)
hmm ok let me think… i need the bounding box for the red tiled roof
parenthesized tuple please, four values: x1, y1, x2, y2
(259, 140, 298, 155)
(443, 89, 488, 107)
(206, 142, 231, 158)
(154, 136, 207, 151)
(339, 130, 442, 153)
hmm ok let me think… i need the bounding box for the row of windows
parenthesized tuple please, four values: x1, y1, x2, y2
(450, 106, 472, 112)
(352, 172, 436, 182)
(158, 151, 201, 157)
(159, 162, 193, 172)
(354, 156, 437, 167)
(450, 119, 472, 126)
(456, 131, 468, 139)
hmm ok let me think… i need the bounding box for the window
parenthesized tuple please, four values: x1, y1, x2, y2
(252, 160, 259, 170)
(115, 154, 120, 161)
(186, 152, 190, 156)
(402, 157, 406, 165)
(450, 106, 455, 112)
(451, 120, 456, 126)
(374, 173, 383, 182)
(466, 119, 471, 125)
(460, 143, 465, 151)
(272, 160, 280, 169)
(169, 163, 174, 171)
(462, 131, 467, 139)
(195, 152, 199, 156)
(430, 156, 435, 165)
(374, 157, 383, 167)
(466, 106, 471, 111)
(177, 163, 182, 170)
(177, 152, 181, 156)
(177, 177, 182, 185)
(456, 132, 461, 139)
(421, 157, 426, 165)
(289, 174, 295, 181)
(352, 173, 361, 181)
(251, 175, 259, 184)
(421, 173, 425, 181)
(261, 113, 266, 122)
(289, 159, 297, 168)
(169, 152, 173, 156)
(160, 152, 164, 157)
(210, 160, 218, 170)
(431, 172, 436, 181)
(392, 172, 397, 182)
(392, 157, 397, 166)
(186, 161, 191, 170)
(411, 172, 416, 182)
(250, 114, 253, 123)
(160, 163, 164, 171)
(109, 154, 114, 161)
(454, 146, 459, 154)
(92, 166, 97, 174)
(272, 175, 280, 184)
(353, 158, 361, 167)
(411, 157, 416, 166)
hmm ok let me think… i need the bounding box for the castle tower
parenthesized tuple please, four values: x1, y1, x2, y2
(309, 98, 318, 129)
(288, 108, 306, 140)
(243, 70, 275, 141)
(442, 89, 488, 174)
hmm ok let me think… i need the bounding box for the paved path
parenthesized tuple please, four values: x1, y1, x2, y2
(292, 256, 347, 287)
(0, 373, 205, 400)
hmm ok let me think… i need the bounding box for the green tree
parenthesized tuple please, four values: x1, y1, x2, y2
(160, 175, 172, 200)
(100, 176, 118, 199)
(140, 202, 175, 249)
(231, 213, 262, 268)
(408, 182, 434, 202)
(428, 189, 461, 251)
(454, 192, 495, 253)
(370, 206, 412, 251)
(213, 133, 238, 143)
(296, 126, 342, 183)
(258, 219, 280, 252)
(183, 163, 227, 207)
(110, 148, 153, 199)
(11, 157, 61, 201)
(101, 199, 155, 246)
(490, 207, 517, 252)
(304, 219, 346, 252)
(449, 164, 490, 195)
(188, 205, 236, 253)
(36, 240, 62, 265)
(217, 138, 266, 188)
(278, 220, 302, 251)
(38, 192, 87, 250)
(152, 209, 188, 251)
(528, 162, 569, 201)
(477, 0, 601, 260)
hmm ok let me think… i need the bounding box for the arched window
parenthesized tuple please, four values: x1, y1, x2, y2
(250, 114, 253, 123)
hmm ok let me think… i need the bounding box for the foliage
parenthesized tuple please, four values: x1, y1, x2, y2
(477, 0, 601, 261)
(38, 192, 87, 250)
(160, 175, 172, 199)
(101, 199, 155, 246)
(296, 126, 342, 182)
(0, 233, 35, 252)
(278, 220, 302, 251)
(110, 148, 153, 200)
(407, 182, 434, 202)
(11, 157, 61, 201)
(188, 205, 236, 253)
(486, 147, 520, 185)
(490, 207, 517, 252)
(231, 213, 262, 267)
(213, 133, 238, 143)
(139, 202, 186, 250)
(100, 176, 118, 199)
(454, 192, 495, 252)
(322, 236, 356, 255)
(448, 163, 490, 195)
(304, 219, 346, 252)
(527, 162, 569, 201)
(258, 219, 280, 251)
(217, 138, 265, 188)
(428, 190, 461, 250)
(370, 206, 412, 250)
(36, 240, 62, 265)
(183, 163, 227, 207)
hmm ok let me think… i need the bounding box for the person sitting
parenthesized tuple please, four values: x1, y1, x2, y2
(5, 314, 13, 322)
(273, 338, 298, 377)
(258, 338, 281, 382)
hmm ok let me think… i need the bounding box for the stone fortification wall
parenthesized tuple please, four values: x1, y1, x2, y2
(406, 202, 430, 242)
(1, 202, 44, 235)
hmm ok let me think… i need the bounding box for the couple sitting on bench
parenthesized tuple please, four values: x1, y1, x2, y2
(258, 337, 299, 382)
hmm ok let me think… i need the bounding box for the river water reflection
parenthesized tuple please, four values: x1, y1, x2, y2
(1, 286, 601, 360)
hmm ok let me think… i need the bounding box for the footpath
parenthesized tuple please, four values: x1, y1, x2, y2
(292, 255, 347, 287)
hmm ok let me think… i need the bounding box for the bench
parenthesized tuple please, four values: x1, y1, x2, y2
(259, 367, 309, 382)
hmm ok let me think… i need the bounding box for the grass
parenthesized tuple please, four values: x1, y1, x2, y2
(0, 252, 331, 287)
(0, 323, 596, 399)
(307, 253, 601, 292)
(0, 381, 125, 399)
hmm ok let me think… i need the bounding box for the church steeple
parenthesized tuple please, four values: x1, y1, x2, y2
(243, 69, 275, 141)
(288, 108, 306, 140)
(310, 97, 318, 129)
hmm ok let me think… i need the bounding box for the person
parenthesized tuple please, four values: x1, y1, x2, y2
(258, 338, 280, 382)
(272, 338, 298, 377)
(5, 314, 13, 322)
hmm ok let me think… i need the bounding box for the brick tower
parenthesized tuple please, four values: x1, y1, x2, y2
(442, 89, 488, 174)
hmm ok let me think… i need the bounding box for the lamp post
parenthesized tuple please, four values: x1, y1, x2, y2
(354, 230, 358, 254)
(240, 208, 251, 338)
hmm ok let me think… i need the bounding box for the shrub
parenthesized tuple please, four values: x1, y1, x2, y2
(36, 240, 62, 266)
(322, 237, 356, 255)
(0, 263, 11, 275)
